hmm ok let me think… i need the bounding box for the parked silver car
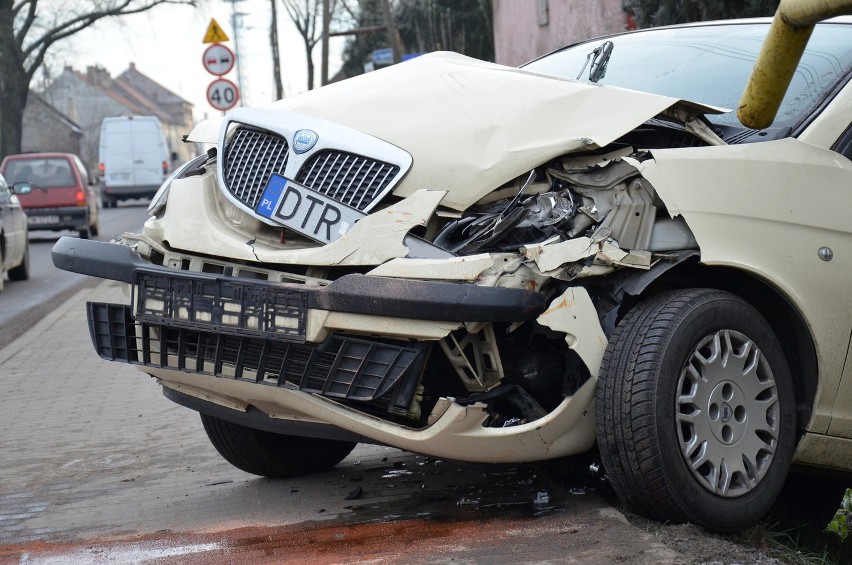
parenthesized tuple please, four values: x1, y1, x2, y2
(0, 172, 30, 291)
(54, 16, 852, 531)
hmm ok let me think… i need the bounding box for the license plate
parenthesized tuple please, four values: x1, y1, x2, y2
(28, 215, 60, 225)
(255, 174, 364, 244)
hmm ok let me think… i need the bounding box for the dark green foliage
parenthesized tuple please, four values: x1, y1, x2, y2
(395, 0, 493, 60)
(338, 0, 388, 79)
(828, 489, 852, 541)
(337, 0, 493, 80)
(623, 0, 777, 28)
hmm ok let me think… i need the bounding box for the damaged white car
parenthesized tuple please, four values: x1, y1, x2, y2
(53, 17, 852, 532)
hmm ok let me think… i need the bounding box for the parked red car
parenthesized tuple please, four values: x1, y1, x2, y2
(0, 153, 100, 238)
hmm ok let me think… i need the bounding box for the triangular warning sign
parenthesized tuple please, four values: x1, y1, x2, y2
(203, 18, 229, 44)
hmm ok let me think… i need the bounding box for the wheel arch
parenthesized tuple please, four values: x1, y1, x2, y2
(619, 260, 818, 438)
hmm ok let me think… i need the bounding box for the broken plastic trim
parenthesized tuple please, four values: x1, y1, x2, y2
(87, 301, 425, 414)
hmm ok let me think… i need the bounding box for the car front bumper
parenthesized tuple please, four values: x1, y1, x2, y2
(51, 236, 601, 462)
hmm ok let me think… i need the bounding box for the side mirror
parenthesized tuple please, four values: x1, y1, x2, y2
(11, 182, 31, 195)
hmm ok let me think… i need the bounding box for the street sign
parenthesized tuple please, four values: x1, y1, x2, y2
(202, 43, 235, 76)
(203, 18, 229, 43)
(207, 78, 239, 111)
(371, 48, 393, 65)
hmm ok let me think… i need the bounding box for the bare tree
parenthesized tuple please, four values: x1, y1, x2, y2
(281, 0, 355, 90)
(0, 0, 194, 159)
(280, 0, 323, 90)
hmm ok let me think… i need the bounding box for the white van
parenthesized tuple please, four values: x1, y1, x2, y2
(98, 116, 170, 208)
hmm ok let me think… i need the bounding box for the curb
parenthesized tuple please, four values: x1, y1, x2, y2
(0, 279, 116, 366)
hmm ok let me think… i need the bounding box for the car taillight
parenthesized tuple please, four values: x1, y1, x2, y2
(98, 163, 105, 177)
(75, 189, 86, 206)
(162, 161, 168, 175)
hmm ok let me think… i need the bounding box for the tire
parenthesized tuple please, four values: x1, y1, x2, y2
(78, 226, 90, 239)
(8, 241, 29, 281)
(200, 414, 357, 478)
(596, 289, 795, 532)
(0, 246, 5, 293)
(90, 218, 99, 237)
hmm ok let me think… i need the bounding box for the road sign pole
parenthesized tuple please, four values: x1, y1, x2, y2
(202, 18, 239, 113)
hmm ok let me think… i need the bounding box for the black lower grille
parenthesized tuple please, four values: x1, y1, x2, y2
(87, 302, 423, 410)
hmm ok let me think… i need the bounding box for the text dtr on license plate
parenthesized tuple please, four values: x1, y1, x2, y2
(255, 174, 364, 244)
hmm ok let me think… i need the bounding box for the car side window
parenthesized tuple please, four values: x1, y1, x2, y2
(832, 123, 852, 161)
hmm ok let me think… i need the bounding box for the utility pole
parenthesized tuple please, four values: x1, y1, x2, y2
(227, 0, 248, 106)
(321, 0, 330, 85)
(270, 0, 284, 98)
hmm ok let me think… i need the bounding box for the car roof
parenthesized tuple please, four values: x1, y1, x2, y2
(3, 152, 76, 159)
(557, 15, 852, 50)
(528, 16, 852, 68)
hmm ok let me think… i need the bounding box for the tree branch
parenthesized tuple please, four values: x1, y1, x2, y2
(22, 0, 194, 72)
(14, 0, 38, 50)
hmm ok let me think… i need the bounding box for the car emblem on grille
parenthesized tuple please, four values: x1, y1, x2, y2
(293, 129, 319, 154)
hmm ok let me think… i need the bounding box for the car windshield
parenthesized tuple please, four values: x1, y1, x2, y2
(522, 22, 852, 129)
(4, 158, 75, 188)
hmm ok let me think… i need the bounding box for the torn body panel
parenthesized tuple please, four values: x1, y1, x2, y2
(148, 366, 598, 463)
(190, 52, 723, 213)
(147, 168, 448, 266)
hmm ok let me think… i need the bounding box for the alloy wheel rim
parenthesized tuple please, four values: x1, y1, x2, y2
(675, 329, 779, 497)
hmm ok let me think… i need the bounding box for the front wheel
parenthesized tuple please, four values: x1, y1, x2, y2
(596, 289, 796, 532)
(200, 414, 357, 478)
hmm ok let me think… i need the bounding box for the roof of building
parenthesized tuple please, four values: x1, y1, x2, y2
(56, 64, 192, 127)
(26, 91, 83, 137)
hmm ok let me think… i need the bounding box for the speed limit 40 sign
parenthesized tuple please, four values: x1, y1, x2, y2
(207, 78, 239, 111)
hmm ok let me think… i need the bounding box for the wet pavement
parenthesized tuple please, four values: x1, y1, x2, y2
(0, 281, 772, 564)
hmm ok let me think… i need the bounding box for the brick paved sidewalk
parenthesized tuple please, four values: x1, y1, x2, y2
(0, 282, 427, 542)
(0, 281, 767, 564)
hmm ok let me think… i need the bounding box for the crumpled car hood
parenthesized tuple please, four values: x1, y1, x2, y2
(191, 52, 722, 211)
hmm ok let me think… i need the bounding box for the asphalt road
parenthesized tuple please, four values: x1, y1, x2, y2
(0, 200, 150, 349)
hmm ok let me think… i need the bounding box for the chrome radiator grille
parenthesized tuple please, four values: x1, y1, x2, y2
(295, 150, 400, 212)
(223, 127, 290, 208)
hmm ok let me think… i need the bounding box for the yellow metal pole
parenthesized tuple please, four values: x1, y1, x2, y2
(737, 0, 852, 129)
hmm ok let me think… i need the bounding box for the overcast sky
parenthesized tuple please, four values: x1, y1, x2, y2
(62, 0, 346, 122)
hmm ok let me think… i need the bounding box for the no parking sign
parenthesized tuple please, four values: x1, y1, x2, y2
(202, 43, 235, 76)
